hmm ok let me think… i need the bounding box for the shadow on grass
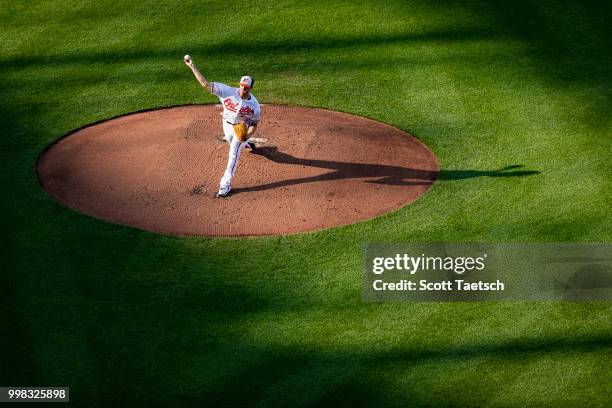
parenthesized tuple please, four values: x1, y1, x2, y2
(232, 147, 539, 195)
(431, 0, 612, 124)
(0, 27, 493, 70)
(178, 333, 612, 406)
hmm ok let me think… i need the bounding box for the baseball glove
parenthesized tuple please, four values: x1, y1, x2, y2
(233, 122, 248, 142)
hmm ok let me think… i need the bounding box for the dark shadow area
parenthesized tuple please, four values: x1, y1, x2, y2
(553, 264, 612, 301)
(232, 147, 539, 194)
(178, 333, 612, 407)
(0, 27, 493, 70)
(430, 0, 612, 124)
(439, 164, 540, 180)
(562, 264, 612, 290)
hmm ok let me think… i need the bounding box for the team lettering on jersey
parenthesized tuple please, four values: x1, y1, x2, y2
(223, 97, 256, 116)
(238, 106, 254, 115)
(223, 98, 239, 112)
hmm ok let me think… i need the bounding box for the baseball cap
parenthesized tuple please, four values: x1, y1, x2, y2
(239, 76, 254, 89)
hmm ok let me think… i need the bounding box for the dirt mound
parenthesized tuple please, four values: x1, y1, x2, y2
(37, 105, 439, 236)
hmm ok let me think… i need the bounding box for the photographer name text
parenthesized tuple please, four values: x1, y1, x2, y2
(370, 253, 504, 292)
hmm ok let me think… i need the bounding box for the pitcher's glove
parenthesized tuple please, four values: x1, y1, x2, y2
(233, 122, 248, 142)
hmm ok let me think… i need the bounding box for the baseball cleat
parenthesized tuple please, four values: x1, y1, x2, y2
(215, 190, 231, 198)
(247, 141, 256, 150)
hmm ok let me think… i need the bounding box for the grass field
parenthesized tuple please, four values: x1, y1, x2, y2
(2, 0, 611, 406)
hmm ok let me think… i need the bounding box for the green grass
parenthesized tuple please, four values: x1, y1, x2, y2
(2, 0, 611, 406)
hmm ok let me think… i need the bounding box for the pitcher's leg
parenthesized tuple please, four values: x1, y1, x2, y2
(222, 121, 234, 143)
(218, 137, 245, 196)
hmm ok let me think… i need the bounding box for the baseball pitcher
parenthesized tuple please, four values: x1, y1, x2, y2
(184, 55, 261, 198)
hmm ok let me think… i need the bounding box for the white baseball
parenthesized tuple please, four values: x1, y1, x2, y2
(184, 54, 191, 62)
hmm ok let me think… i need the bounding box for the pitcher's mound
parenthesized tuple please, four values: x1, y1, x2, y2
(37, 105, 439, 236)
